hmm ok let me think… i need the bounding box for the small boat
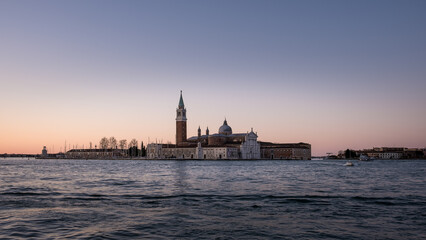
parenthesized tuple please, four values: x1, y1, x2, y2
(344, 161, 354, 166)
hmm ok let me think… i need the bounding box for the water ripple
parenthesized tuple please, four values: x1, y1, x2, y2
(0, 159, 425, 239)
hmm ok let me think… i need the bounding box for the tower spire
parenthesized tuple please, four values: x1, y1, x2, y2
(178, 90, 185, 109)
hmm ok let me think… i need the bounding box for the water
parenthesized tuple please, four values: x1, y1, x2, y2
(1, 159, 425, 239)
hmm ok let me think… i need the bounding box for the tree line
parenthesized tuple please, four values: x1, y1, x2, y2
(99, 137, 146, 157)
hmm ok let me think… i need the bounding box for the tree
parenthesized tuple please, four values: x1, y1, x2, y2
(129, 139, 138, 148)
(128, 138, 139, 157)
(128, 146, 138, 157)
(344, 149, 357, 159)
(141, 141, 146, 157)
(99, 137, 109, 149)
(119, 139, 127, 150)
(109, 136, 117, 149)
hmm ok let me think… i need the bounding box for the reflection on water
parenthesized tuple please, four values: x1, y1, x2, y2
(0, 159, 425, 239)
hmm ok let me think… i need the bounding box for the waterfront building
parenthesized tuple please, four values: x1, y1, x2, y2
(403, 148, 424, 159)
(41, 146, 48, 157)
(259, 142, 311, 160)
(65, 149, 128, 159)
(378, 152, 402, 159)
(37, 146, 65, 159)
(345, 147, 425, 159)
(147, 92, 310, 160)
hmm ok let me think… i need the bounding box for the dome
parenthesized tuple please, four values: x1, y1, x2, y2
(218, 119, 232, 135)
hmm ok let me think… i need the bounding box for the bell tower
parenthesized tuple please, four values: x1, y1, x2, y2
(176, 91, 187, 146)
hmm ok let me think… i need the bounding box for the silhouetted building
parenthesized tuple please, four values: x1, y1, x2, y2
(41, 146, 48, 157)
(259, 142, 311, 160)
(147, 92, 310, 160)
(65, 149, 128, 159)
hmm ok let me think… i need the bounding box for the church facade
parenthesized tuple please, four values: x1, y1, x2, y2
(146, 92, 311, 160)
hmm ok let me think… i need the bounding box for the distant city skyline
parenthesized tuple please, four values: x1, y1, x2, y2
(1, 1, 425, 155)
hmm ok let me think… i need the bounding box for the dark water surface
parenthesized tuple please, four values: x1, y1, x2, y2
(1, 159, 425, 239)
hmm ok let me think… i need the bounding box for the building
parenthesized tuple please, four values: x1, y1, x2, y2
(41, 146, 48, 157)
(37, 146, 65, 159)
(259, 142, 311, 160)
(65, 148, 128, 159)
(378, 152, 403, 159)
(404, 148, 424, 159)
(346, 147, 425, 159)
(147, 92, 310, 160)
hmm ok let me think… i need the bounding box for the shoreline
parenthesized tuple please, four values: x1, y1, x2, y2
(2, 157, 426, 161)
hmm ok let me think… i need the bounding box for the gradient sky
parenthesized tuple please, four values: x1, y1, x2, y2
(1, 0, 425, 155)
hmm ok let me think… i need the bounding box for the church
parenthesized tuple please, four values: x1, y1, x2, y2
(146, 92, 311, 160)
(147, 91, 261, 159)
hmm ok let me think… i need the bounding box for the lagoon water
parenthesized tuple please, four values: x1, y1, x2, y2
(0, 159, 425, 239)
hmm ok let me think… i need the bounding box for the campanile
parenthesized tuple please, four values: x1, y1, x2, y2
(176, 91, 187, 146)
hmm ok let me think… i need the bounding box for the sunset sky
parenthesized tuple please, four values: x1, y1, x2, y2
(1, 0, 425, 155)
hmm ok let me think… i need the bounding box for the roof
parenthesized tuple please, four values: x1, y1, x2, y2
(259, 141, 311, 149)
(178, 90, 184, 108)
(67, 149, 125, 153)
(187, 133, 248, 141)
(219, 119, 232, 134)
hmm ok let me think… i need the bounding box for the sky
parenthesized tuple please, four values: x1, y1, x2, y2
(1, 0, 425, 155)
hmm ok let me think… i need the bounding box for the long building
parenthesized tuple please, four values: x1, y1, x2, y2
(345, 147, 425, 159)
(147, 92, 311, 160)
(65, 149, 128, 159)
(259, 142, 311, 160)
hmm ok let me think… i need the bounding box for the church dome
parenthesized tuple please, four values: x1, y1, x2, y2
(219, 119, 232, 135)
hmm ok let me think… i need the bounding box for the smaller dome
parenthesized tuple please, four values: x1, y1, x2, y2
(219, 119, 232, 135)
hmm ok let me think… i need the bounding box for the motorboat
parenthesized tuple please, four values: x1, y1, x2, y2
(344, 161, 354, 166)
